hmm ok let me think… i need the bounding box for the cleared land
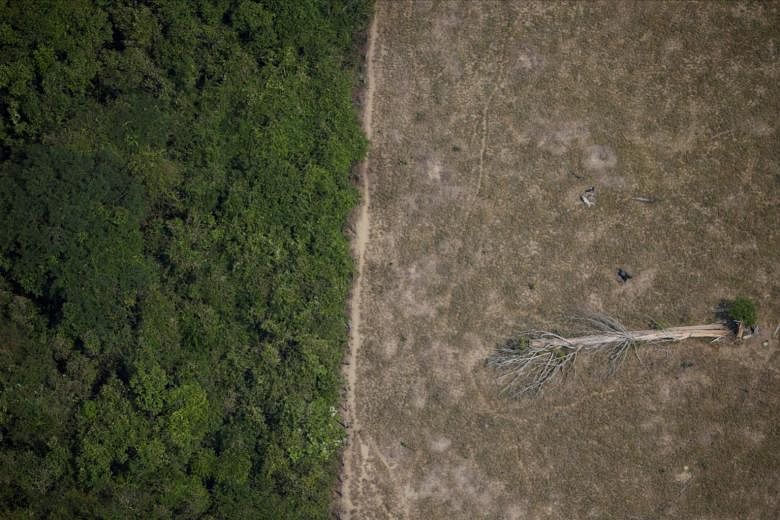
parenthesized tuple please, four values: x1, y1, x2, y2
(342, 1, 779, 519)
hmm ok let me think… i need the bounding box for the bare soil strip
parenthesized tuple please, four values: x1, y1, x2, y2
(340, 7, 378, 518)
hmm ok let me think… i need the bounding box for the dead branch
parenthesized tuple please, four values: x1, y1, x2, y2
(488, 316, 730, 398)
(529, 323, 729, 349)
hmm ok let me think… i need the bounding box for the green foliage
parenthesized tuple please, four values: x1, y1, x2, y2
(0, 0, 370, 517)
(0, 145, 151, 349)
(77, 379, 141, 490)
(729, 297, 757, 327)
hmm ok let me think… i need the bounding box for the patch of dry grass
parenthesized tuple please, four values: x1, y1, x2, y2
(342, 1, 779, 518)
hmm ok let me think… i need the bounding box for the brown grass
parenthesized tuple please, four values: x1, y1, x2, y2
(341, 1, 780, 518)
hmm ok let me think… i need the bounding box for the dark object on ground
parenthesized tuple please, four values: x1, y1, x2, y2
(580, 186, 596, 207)
(617, 268, 632, 283)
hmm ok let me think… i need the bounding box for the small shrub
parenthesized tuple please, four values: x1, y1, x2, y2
(729, 297, 757, 327)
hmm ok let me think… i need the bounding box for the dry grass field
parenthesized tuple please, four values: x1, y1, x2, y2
(342, 1, 779, 518)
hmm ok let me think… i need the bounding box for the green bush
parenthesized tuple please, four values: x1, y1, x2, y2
(729, 297, 758, 327)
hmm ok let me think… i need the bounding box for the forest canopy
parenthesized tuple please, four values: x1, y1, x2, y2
(0, 0, 369, 517)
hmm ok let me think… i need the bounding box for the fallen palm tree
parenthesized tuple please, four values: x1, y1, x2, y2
(488, 314, 733, 398)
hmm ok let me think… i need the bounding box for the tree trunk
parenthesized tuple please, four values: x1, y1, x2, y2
(529, 323, 729, 349)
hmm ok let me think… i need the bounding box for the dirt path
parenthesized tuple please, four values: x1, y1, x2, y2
(340, 7, 378, 518)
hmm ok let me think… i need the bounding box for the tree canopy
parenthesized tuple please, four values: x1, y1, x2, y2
(0, 1, 369, 517)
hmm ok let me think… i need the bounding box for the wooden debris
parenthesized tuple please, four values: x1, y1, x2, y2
(488, 315, 732, 397)
(528, 323, 730, 349)
(580, 186, 596, 207)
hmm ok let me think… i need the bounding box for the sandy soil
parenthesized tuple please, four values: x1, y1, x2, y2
(341, 1, 779, 518)
(341, 9, 379, 517)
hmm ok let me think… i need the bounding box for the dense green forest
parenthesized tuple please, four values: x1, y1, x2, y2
(0, 0, 369, 517)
